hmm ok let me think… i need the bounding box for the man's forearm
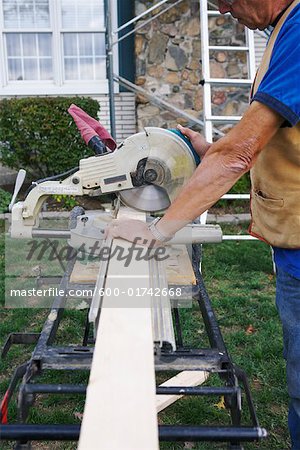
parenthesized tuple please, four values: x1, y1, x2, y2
(156, 101, 284, 238)
(156, 139, 250, 236)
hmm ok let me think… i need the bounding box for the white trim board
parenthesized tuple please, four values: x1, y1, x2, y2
(78, 210, 159, 450)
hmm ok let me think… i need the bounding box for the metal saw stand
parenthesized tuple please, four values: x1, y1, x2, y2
(0, 244, 266, 449)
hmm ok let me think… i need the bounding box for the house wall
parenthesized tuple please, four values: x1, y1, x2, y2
(0, 0, 266, 186)
(134, 0, 260, 133)
(93, 93, 136, 142)
(254, 32, 268, 68)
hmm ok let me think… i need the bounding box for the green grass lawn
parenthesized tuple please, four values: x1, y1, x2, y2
(0, 220, 289, 449)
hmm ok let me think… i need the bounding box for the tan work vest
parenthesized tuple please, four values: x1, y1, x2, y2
(249, 0, 300, 248)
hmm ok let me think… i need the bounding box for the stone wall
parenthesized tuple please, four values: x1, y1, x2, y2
(135, 0, 251, 133)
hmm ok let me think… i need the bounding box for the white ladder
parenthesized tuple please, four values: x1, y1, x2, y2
(199, 0, 256, 224)
(200, 0, 256, 139)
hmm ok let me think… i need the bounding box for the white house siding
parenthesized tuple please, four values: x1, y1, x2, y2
(94, 92, 136, 143)
(254, 31, 268, 68)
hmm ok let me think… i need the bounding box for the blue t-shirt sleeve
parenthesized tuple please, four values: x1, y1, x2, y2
(252, 22, 300, 126)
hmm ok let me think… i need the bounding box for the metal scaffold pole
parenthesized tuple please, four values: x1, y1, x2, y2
(104, 0, 116, 138)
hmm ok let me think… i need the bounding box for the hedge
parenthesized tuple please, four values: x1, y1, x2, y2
(0, 188, 11, 213)
(0, 97, 101, 179)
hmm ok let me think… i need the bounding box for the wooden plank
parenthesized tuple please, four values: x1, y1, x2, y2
(78, 209, 159, 450)
(70, 260, 100, 283)
(165, 245, 196, 285)
(70, 245, 196, 285)
(156, 371, 209, 413)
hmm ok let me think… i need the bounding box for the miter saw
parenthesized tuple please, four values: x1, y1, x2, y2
(9, 105, 221, 247)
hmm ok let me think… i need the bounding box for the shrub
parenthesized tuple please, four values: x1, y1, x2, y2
(0, 97, 100, 179)
(53, 194, 78, 210)
(230, 172, 251, 193)
(0, 188, 12, 213)
(214, 173, 251, 212)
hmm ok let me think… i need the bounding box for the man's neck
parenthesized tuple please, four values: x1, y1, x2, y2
(271, 0, 296, 26)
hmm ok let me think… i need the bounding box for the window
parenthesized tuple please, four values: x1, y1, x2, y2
(3, 0, 52, 81)
(63, 32, 106, 80)
(3, 0, 50, 29)
(61, 0, 106, 81)
(0, 0, 113, 94)
(6, 33, 53, 81)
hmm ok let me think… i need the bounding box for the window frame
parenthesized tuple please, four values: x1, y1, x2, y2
(0, 0, 119, 95)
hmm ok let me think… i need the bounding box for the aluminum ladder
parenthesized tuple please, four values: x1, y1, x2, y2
(199, 0, 257, 224)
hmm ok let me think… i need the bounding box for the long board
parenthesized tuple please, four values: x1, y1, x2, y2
(78, 210, 159, 450)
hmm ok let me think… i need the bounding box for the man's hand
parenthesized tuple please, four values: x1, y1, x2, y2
(106, 219, 162, 247)
(177, 124, 211, 158)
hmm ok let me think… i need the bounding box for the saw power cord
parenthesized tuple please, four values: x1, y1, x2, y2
(25, 166, 79, 196)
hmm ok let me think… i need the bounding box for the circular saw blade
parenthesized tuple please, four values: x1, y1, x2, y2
(119, 185, 170, 212)
(139, 128, 197, 203)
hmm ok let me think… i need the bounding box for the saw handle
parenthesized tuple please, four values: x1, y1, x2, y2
(88, 135, 109, 156)
(9, 169, 26, 212)
(169, 129, 201, 166)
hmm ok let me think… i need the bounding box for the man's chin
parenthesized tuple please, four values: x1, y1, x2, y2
(237, 18, 257, 30)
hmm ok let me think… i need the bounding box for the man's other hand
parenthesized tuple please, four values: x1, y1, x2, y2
(106, 219, 162, 247)
(177, 124, 211, 158)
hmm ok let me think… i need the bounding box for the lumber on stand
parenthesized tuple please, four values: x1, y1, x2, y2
(70, 245, 196, 286)
(78, 210, 159, 450)
(156, 370, 209, 413)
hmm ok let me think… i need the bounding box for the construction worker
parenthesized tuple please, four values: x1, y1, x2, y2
(109, 0, 300, 446)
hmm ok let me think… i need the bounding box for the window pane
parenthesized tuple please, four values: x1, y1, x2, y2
(40, 58, 52, 79)
(80, 0, 103, 29)
(61, 0, 104, 29)
(95, 57, 106, 79)
(63, 33, 77, 56)
(80, 57, 93, 79)
(94, 34, 105, 56)
(8, 59, 23, 80)
(6, 34, 21, 57)
(78, 34, 93, 56)
(63, 33, 105, 57)
(38, 34, 51, 56)
(3, 0, 50, 29)
(22, 34, 37, 56)
(6, 32, 53, 81)
(35, 4, 50, 27)
(20, 4, 34, 27)
(63, 32, 105, 81)
(3, 3, 18, 28)
(65, 58, 79, 80)
(61, 0, 76, 28)
(24, 58, 38, 79)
